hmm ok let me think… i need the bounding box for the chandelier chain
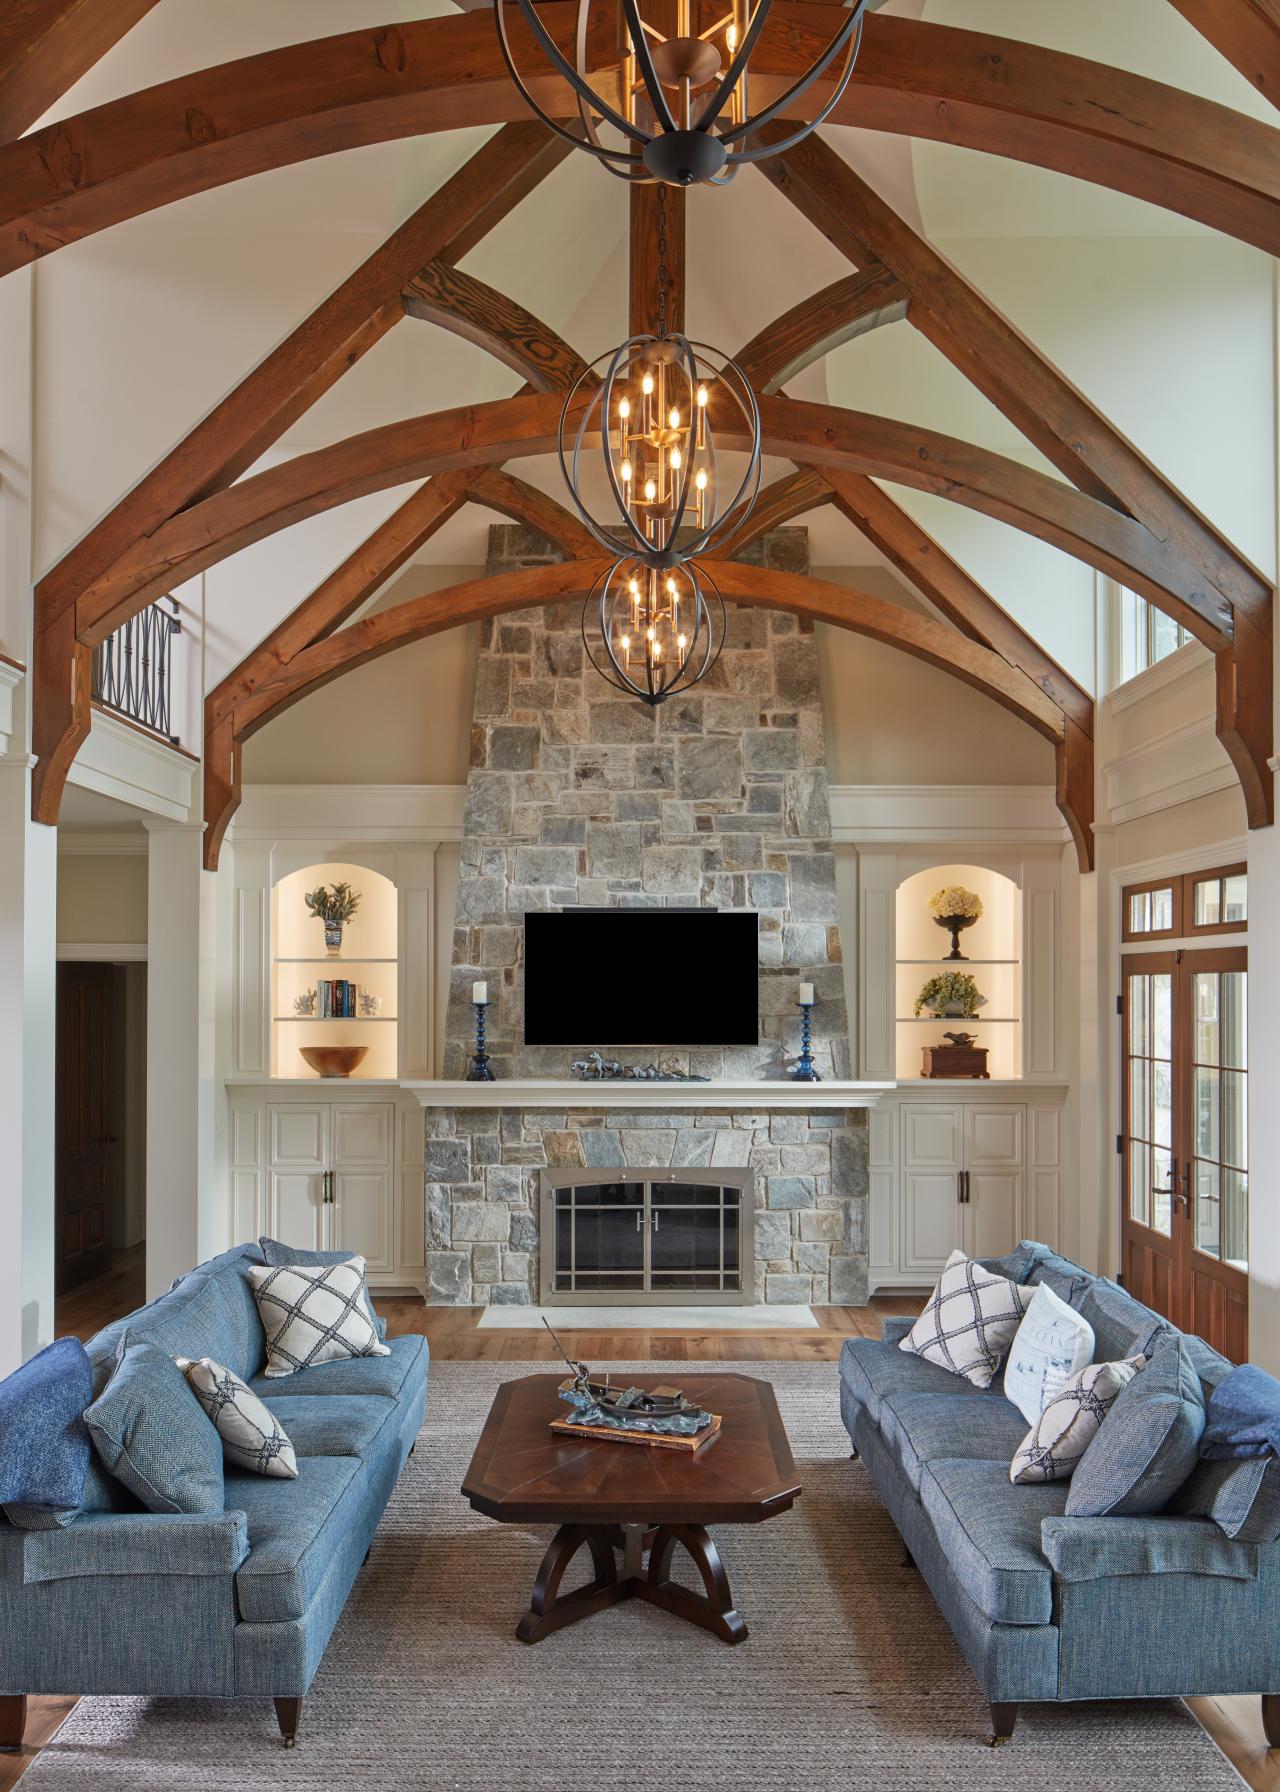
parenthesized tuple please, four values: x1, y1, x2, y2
(656, 183, 668, 339)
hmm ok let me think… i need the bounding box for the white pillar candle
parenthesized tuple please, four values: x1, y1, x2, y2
(472, 981, 488, 1005)
(798, 982, 815, 1006)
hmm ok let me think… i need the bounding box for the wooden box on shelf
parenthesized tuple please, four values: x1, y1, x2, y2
(921, 1043, 990, 1080)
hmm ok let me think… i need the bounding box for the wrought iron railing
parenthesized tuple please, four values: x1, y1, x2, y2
(91, 598, 181, 743)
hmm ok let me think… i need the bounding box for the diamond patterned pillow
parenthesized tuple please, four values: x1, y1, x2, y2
(175, 1356, 298, 1478)
(1010, 1357, 1145, 1484)
(899, 1250, 1034, 1389)
(247, 1256, 391, 1379)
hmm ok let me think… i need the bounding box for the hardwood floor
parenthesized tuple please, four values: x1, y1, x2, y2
(8, 1275, 1275, 1790)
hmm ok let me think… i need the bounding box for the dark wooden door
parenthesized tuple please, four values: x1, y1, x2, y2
(56, 964, 122, 1293)
(1121, 948, 1248, 1359)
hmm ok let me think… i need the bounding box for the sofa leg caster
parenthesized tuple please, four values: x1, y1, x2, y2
(989, 1703, 1017, 1746)
(0, 1696, 27, 1752)
(274, 1697, 302, 1748)
(363, 1545, 372, 1565)
(900, 1547, 916, 1569)
(409, 1442, 417, 1457)
(1262, 1694, 1279, 1747)
(848, 1448, 859, 1460)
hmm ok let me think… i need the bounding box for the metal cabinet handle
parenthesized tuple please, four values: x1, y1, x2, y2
(956, 1170, 971, 1206)
(635, 1209, 644, 1231)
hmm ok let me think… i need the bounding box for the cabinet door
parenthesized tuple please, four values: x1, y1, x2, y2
(330, 1103, 394, 1274)
(901, 1105, 963, 1272)
(267, 1105, 327, 1251)
(963, 1105, 1024, 1261)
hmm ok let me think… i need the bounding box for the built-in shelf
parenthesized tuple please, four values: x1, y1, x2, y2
(895, 864, 1023, 1080)
(274, 956, 398, 965)
(272, 1016, 398, 1024)
(896, 958, 1019, 967)
(895, 1016, 1019, 1025)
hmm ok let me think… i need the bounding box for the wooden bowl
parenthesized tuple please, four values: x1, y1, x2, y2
(300, 1044, 369, 1079)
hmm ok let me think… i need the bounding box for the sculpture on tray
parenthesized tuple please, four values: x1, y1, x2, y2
(569, 1050, 709, 1083)
(543, 1321, 712, 1438)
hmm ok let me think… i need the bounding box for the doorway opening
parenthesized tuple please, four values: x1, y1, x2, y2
(54, 961, 148, 1339)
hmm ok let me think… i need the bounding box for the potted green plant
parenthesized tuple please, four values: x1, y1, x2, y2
(304, 881, 361, 957)
(927, 884, 983, 960)
(914, 970, 985, 1019)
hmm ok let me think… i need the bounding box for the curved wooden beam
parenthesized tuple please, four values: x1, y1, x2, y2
(73, 392, 1235, 651)
(736, 267, 909, 395)
(758, 124, 1273, 630)
(709, 467, 834, 563)
(204, 556, 1072, 866)
(401, 262, 588, 393)
(465, 467, 596, 560)
(1166, 0, 1280, 106)
(6, 9, 1280, 276)
(0, 0, 159, 143)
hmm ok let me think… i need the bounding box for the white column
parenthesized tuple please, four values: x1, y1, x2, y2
(1249, 787, 1280, 1374)
(145, 820, 230, 1295)
(0, 750, 58, 1373)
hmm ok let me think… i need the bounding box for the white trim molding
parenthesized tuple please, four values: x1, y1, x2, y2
(402, 1077, 895, 1112)
(232, 784, 466, 845)
(57, 829, 148, 857)
(0, 659, 24, 759)
(1101, 712, 1234, 825)
(69, 709, 198, 823)
(56, 941, 147, 961)
(1105, 636, 1211, 714)
(829, 784, 1067, 847)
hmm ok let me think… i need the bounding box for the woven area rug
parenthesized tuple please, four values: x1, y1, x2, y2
(23, 1361, 1245, 1791)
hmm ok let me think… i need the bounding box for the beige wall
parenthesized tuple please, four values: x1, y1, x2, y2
(57, 854, 148, 945)
(240, 567, 481, 786)
(814, 565, 1057, 786)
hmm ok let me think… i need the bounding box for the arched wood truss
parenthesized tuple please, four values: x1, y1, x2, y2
(11, 1, 1278, 878)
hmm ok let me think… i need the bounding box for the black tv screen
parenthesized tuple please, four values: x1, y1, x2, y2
(523, 910, 759, 1047)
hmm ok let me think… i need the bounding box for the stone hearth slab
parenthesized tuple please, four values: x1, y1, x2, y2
(476, 1304, 819, 1330)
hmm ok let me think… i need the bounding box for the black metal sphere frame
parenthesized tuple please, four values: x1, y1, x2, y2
(558, 332, 762, 569)
(494, 0, 870, 185)
(581, 557, 727, 706)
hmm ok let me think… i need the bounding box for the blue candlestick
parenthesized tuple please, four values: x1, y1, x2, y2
(467, 1001, 496, 1081)
(790, 1000, 821, 1082)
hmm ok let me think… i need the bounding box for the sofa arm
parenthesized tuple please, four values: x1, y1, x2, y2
(1041, 1514, 1259, 1585)
(18, 1510, 249, 1585)
(881, 1316, 914, 1347)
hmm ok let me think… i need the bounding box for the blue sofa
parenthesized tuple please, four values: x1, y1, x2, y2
(840, 1242, 1280, 1747)
(0, 1243, 428, 1748)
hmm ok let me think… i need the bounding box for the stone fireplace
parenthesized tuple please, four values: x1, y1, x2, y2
(421, 522, 873, 1308)
(539, 1167, 753, 1304)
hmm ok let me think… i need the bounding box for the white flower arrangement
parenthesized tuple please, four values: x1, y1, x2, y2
(927, 885, 983, 921)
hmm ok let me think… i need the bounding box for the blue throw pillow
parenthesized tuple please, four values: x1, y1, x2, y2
(1065, 1333, 1206, 1518)
(0, 1338, 93, 1530)
(1200, 1362, 1280, 1459)
(84, 1339, 224, 1515)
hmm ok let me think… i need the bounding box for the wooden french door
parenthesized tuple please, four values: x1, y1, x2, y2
(1121, 948, 1248, 1360)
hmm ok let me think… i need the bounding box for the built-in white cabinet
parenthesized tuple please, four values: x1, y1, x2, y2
(230, 1085, 426, 1293)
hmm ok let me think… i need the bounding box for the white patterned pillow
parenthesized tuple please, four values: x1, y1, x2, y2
(1004, 1281, 1096, 1425)
(175, 1356, 298, 1479)
(900, 1250, 1034, 1388)
(247, 1256, 391, 1379)
(1010, 1357, 1146, 1484)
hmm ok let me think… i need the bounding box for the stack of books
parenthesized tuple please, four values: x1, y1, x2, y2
(317, 978, 358, 1018)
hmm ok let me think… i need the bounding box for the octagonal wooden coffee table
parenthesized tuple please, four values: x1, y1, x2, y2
(461, 1373, 800, 1646)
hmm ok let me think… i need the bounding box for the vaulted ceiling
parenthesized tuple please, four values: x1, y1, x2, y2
(5, 0, 1277, 870)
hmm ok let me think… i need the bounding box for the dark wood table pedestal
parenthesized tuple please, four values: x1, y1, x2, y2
(516, 1520, 747, 1645)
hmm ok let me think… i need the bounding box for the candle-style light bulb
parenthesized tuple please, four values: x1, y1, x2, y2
(695, 467, 708, 491)
(620, 458, 632, 483)
(726, 22, 737, 51)
(677, 632, 687, 656)
(669, 447, 681, 471)
(629, 577, 640, 596)
(644, 477, 657, 503)
(619, 396, 631, 420)
(641, 373, 654, 396)
(666, 577, 677, 597)
(697, 384, 709, 408)
(668, 406, 680, 430)
(647, 626, 655, 642)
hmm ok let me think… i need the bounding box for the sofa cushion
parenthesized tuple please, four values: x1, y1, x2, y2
(261, 1394, 397, 1462)
(0, 1338, 93, 1530)
(250, 1332, 427, 1403)
(986, 1241, 1093, 1306)
(840, 1336, 993, 1426)
(878, 1390, 1029, 1495)
(1168, 1454, 1280, 1543)
(230, 1456, 367, 1622)
(1040, 1512, 1260, 1583)
(86, 1243, 266, 1392)
(899, 1251, 1033, 1389)
(918, 1458, 1064, 1625)
(124, 1270, 264, 1387)
(1066, 1334, 1205, 1518)
(1076, 1278, 1168, 1364)
(1004, 1282, 1096, 1425)
(84, 1340, 224, 1516)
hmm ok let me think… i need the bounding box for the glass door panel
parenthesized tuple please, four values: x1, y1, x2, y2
(1124, 966, 1174, 1238)
(1190, 969, 1248, 1273)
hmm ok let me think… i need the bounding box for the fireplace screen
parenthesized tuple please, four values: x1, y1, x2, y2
(539, 1169, 754, 1305)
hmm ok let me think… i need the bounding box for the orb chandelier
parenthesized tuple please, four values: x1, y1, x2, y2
(495, 0, 870, 186)
(559, 328, 761, 569)
(582, 557, 726, 706)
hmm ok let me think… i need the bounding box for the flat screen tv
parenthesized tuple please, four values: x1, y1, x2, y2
(523, 910, 759, 1047)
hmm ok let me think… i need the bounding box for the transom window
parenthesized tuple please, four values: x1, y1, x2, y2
(1118, 586, 1191, 683)
(1122, 864, 1247, 941)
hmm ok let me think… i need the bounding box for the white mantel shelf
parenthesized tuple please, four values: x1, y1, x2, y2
(400, 1078, 895, 1111)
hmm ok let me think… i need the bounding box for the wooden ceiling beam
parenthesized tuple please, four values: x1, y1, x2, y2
(71, 391, 1237, 651)
(756, 125, 1273, 632)
(0, 0, 159, 143)
(736, 267, 909, 394)
(708, 467, 835, 563)
(6, 9, 1280, 276)
(1165, 0, 1280, 108)
(629, 182, 685, 339)
(401, 261, 588, 393)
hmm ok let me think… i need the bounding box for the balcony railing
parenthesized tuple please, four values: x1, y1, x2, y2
(91, 598, 181, 743)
